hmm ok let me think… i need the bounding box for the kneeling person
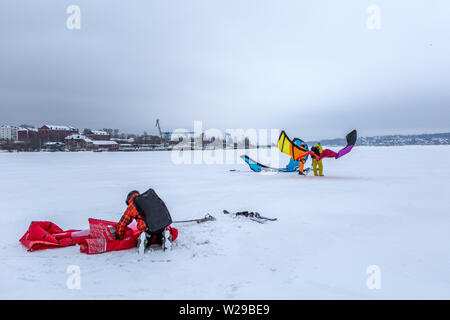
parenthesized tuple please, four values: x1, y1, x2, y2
(117, 190, 175, 253)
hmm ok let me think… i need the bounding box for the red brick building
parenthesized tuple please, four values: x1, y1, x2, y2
(38, 125, 79, 143)
(85, 130, 110, 141)
(64, 134, 93, 150)
(17, 127, 39, 142)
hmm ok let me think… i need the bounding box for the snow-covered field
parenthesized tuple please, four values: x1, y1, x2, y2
(0, 146, 449, 299)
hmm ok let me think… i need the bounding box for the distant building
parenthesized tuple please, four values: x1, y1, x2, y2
(166, 131, 195, 142)
(64, 134, 93, 150)
(17, 127, 38, 142)
(85, 130, 110, 141)
(161, 131, 173, 141)
(140, 135, 161, 144)
(39, 125, 79, 143)
(92, 140, 119, 151)
(118, 143, 135, 151)
(137, 145, 152, 151)
(111, 137, 135, 144)
(43, 142, 66, 151)
(0, 125, 18, 141)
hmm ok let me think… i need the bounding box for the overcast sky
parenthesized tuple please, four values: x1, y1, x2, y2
(0, 0, 449, 140)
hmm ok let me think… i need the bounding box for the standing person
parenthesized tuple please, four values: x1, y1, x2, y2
(311, 143, 324, 176)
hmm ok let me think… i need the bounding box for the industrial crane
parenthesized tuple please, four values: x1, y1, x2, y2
(155, 119, 163, 140)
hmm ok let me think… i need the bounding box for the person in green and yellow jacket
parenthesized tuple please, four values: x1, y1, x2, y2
(310, 143, 324, 176)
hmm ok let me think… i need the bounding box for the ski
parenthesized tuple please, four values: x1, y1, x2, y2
(223, 210, 277, 222)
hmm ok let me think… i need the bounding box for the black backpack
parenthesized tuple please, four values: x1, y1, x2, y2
(133, 188, 173, 235)
(311, 146, 321, 156)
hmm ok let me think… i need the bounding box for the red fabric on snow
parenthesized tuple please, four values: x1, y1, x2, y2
(79, 218, 179, 254)
(19, 221, 88, 252)
(20, 219, 179, 254)
(80, 218, 141, 254)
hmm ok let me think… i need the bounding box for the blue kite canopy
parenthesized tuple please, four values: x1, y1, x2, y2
(241, 138, 309, 173)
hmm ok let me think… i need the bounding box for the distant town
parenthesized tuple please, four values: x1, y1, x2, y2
(0, 122, 449, 152)
(308, 132, 450, 147)
(0, 121, 266, 152)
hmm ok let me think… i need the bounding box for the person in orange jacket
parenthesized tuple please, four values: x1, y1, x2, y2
(117, 190, 176, 253)
(297, 143, 308, 175)
(116, 191, 147, 240)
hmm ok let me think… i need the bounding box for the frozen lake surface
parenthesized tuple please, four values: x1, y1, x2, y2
(0, 146, 449, 299)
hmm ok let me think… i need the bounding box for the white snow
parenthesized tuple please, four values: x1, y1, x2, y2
(92, 140, 118, 146)
(65, 134, 93, 143)
(0, 146, 449, 299)
(90, 130, 109, 136)
(43, 125, 76, 131)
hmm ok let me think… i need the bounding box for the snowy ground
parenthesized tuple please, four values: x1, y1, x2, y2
(0, 146, 449, 299)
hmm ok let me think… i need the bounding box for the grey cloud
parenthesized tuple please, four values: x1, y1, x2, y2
(0, 0, 449, 138)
